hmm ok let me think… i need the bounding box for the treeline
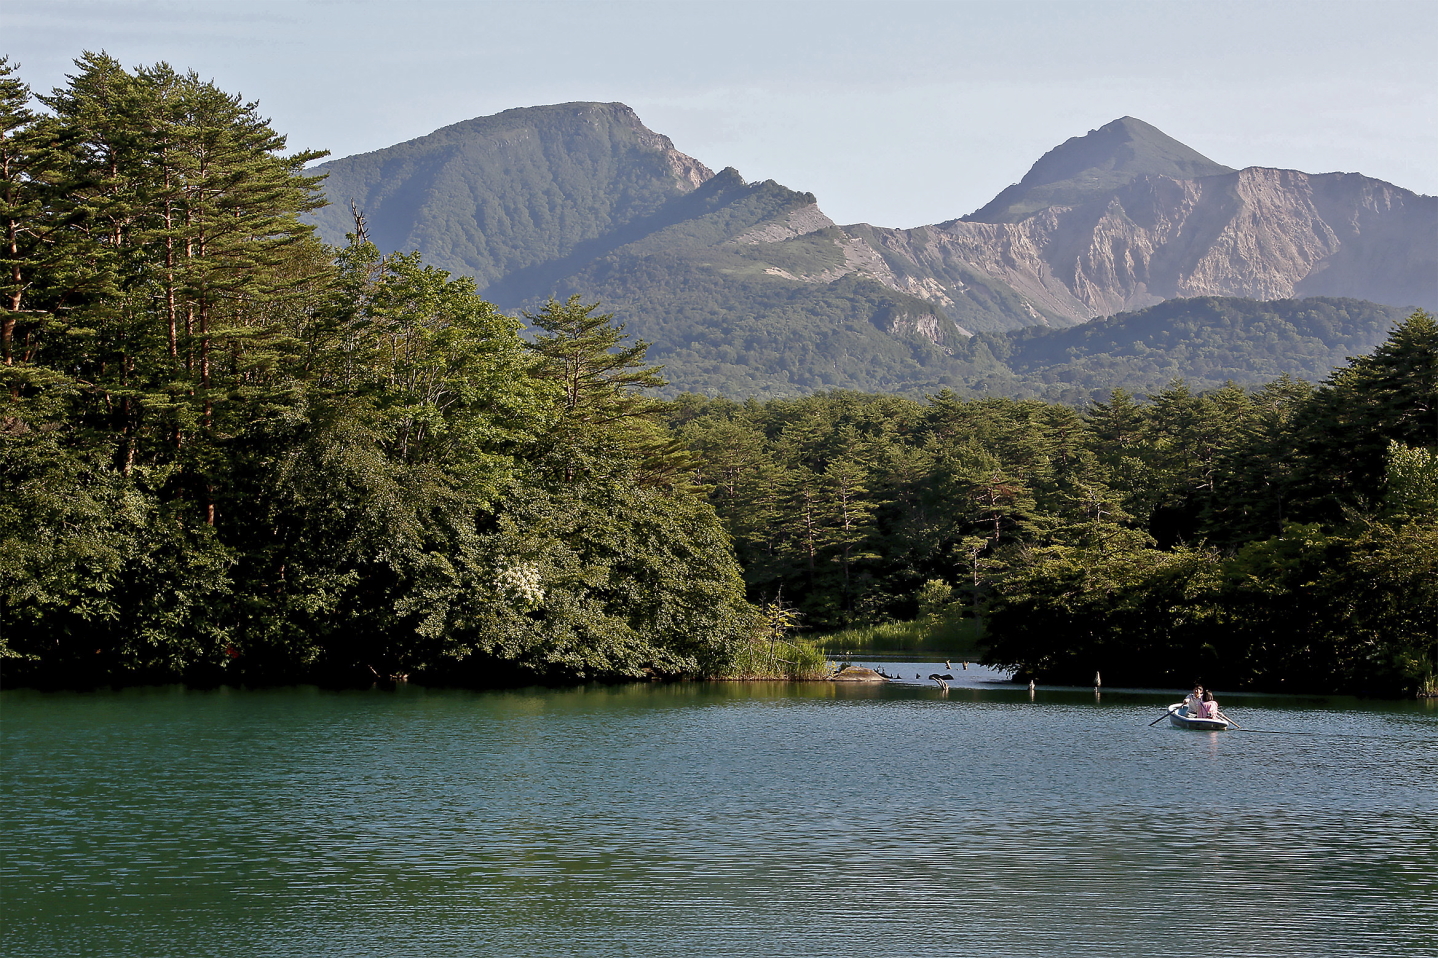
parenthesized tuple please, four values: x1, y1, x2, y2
(1, 55, 759, 687)
(667, 314, 1438, 695)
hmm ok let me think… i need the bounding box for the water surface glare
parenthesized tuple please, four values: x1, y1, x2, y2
(3, 669, 1435, 957)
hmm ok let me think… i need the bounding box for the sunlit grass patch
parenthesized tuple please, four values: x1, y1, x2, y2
(814, 615, 983, 656)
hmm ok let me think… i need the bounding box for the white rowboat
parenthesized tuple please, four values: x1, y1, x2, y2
(1166, 702, 1230, 731)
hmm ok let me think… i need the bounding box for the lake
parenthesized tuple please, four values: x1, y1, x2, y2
(2, 663, 1435, 957)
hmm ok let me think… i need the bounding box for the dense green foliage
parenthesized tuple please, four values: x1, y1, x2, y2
(1, 57, 757, 688)
(964, 297, 1415, 403)
(667, 311, 1438, 695)
(670, 293, 1407, 405)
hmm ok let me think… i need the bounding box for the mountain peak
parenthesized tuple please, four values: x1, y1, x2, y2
(306, 100, 715, 285)
(965, 117, 1235, 223)
(1020, 116, 1234, 187)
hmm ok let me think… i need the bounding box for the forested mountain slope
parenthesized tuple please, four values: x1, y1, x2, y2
(959, 296, 1415, 403)
(307, 105, 1435, 398)
(306, 102, 716, 287)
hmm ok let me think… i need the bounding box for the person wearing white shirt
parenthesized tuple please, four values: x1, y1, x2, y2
(1182, 685, 1205, 716)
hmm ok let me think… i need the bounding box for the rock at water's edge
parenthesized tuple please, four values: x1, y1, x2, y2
(831, 667, 889, 683)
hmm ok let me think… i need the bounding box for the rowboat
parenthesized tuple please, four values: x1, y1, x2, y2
(1166, 703, 1230, 731)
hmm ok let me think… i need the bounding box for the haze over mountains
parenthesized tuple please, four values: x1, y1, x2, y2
(307, 104, 1436, 398)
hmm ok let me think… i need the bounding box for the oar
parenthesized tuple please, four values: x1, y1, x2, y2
(1216, 710, 1242, 729)
(1148, 707, 1176, 727)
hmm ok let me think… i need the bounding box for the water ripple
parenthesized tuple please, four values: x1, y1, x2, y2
(2, 680, 1434, 958)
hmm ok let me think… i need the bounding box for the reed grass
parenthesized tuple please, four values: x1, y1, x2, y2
(814, 615, 983, 656)
(1419, 672, 1438, 699)
(721, 635, 834, 680)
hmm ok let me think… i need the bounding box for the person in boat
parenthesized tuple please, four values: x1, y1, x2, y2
(1201, 690, 1219, 720)
(1182, 685, 1205, 716)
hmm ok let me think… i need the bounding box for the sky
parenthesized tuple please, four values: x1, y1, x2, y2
(6, 0, 1435, 228)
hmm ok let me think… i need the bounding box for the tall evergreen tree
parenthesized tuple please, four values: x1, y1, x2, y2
(524, 295, 665, 424)
(3, 54, 333, 680)
(1, 57, 38, 349)
(523, 294, 684, 484)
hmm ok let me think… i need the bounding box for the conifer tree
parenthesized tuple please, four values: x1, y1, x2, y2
(1, 57, 38, 351)
(523, 295, 683, 483)
(31, 54, 331, 509)
(524, 295, 665, 423)
(3, 54, 333, 680)
(1290, 310, 1438, 519)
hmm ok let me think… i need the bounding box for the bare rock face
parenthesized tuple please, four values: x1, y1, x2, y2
(618, 105, 716, 191)
(734, 203, 837, 244)
(720, 121, 1434, 334)
(731, 117, 1435, 331)
(819, 166, 1436, 329)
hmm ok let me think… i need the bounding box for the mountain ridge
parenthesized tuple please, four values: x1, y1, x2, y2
(305, 103, 1436, 397)
(308, 101, 715, 286)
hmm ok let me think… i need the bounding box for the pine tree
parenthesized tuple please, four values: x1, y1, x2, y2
(32, 54, 331, 509)
(1, 57, 38, 351)
(3, 55, 334, 681)
(524, 295, 665, 423)
(1290, 310, 1438, 520)
(523, 295, 681, 483)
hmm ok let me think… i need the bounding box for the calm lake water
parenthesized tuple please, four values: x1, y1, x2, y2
(2, 664, 1435, 958)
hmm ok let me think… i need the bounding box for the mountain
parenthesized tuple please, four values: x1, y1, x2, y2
(307, 102, 714, 287)
(306, 105, 1436, 398)
(964, 116, 1236, 223)
(847, 164, 1434, 330)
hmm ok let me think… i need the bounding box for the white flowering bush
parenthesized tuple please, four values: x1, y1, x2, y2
(495, 562, 545, 610)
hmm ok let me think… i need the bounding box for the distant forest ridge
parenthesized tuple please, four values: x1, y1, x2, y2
(638, 295, 1415, 402)
(933, 296, 1419, 404)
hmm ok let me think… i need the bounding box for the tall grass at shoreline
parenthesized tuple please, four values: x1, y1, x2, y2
(815, 615, 983, 657)
(714, 601, 834, 680)
(719, 636, 833, 680)
(716, 595, 985, 679)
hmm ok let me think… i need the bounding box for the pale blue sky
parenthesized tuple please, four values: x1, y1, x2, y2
(6, 0, 1434, 227)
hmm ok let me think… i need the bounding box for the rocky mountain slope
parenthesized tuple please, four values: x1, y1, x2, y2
(857, 156, 1434, 328)
(306, 105, 1435, 397)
